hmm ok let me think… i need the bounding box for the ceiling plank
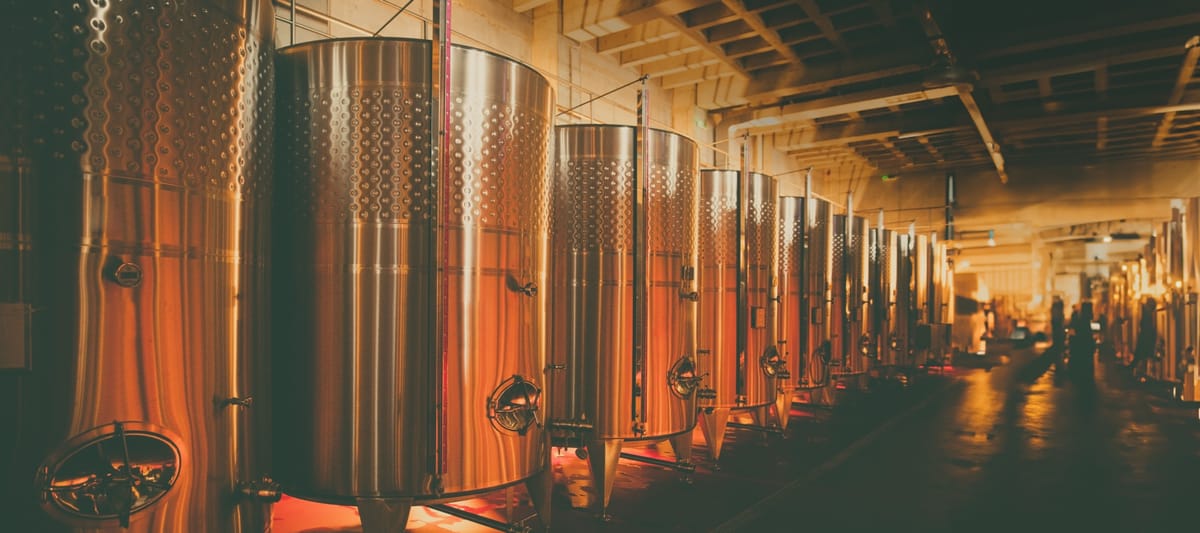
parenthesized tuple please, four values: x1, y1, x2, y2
(618, 35, 701, 66)
(1151, 37, 1200, 148)
(917, 2, 1009, 184)
(795, 0, 850, 55)
(513, 0, 554, 12)
(979, 32, 1191, 88)
(744, 47, 927, 102)
(870, 0, 894, 27)
(562, 0, 712, 41)
(640, 51, 721, 79)
(719, 0, 803, 67)
(975, 12, 1200, 60)
(659, 12, 753, 79)
(661, 64, 735, 89)
(595, 19, 679, 54)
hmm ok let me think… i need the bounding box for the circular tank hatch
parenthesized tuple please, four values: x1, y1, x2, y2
(488, 376, 541, 435)
(760, 345, 784, 377)
(667, 356, 700, 398)
(36, 422, 181, 527)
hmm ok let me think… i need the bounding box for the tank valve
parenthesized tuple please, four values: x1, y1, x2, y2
(679, 290, 699, 301)
(237, 476, 282, 503)
(108, 261, 144, 288)
(221, 396, 254, 409)
(697, 387, 717, 400)
(631, 421, 646, 436)
(546, 363, 566, 371)
(517, 282, 538, 296)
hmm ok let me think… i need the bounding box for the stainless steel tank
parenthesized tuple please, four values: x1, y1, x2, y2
(892, 233, 916, 370)
(833, 216, 871, 378)
(549, 125, 699, 516)
(913, 233, 933, 365)
(1183, 199, 1199, 401)
(777, 197, 805, 393)
(873, 229, 903, 369)
(0, 1, 276, 531)
(273, 39, 554, 528)
(800, 198, 835, 397)
(694, 170, 783, 455)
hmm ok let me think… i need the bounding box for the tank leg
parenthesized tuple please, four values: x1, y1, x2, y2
(356, 497, 413, 533)
(773, 390, 791, 431)
(751, 406, 772, 443)
(524, 465, 554, 531)
(586, 439, 622, 521)
(667, 431, 695, 484)
(698, 407, 730, 461)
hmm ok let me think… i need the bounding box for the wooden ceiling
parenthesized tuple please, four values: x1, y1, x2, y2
(521, 0, 1200, 181)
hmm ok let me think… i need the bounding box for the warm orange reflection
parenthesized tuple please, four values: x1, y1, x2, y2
(1020, 371, 1057, 454)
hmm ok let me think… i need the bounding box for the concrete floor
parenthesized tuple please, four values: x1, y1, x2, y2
(274, 345, 1200, 532)
(729, 347, 1200, 532)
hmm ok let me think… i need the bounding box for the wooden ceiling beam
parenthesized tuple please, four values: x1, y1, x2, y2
(795, 0, 850, 55)
(1151, 37, 1200, 148)
(975, 12, 1200, 60)
(719, 0, 803, 67)
(618, 35, 701, 66)
(979, 32, 1192, 88)
(744, 47, 927, 102)
(917, 2, 1008, 183)
(513, 0, 554, 13)
(681, 2, 738, 30)
(640, 51, 721, 78)
(661, 64, 736, 89)
(595, 20, 679, 54)
(659, 11, 753, 79)
(562, 0, 712, 41)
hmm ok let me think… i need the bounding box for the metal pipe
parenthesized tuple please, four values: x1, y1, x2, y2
(549, 420, 593, 432)
(727, 422, 785, 436)
(290, 0, 295, 45)
(429, 0, 452, 495)
(427, 504, 532, 533)
(557, 75, 648, 116)
(632, 77, 650, 428)
(737, 134, 750, 374)
(372, 0, 415, 37)
(618, 452, 697, 473)
(273, 15, 333, 40)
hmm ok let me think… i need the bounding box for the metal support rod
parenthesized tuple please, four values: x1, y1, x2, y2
(289, 0, 295, 45)
(736, 134, 749, 396)
(372, 0, 415, 37)
(558, 75, 648, 116)
(429, 0, 452, 494)
(727, 421, 785, 435)
(618, 452, 697, 473)
(632, 76, 650, 426)
(427, 504, 532, 533)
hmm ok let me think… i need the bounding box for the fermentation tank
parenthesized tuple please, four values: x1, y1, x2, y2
(874, 229, 903, 369)
(273, 39, 554, 530)
(0, 1, 276, 531)
(777, 197, 805, 402)
(913, 233, 933, 365)
(832, 216, 871, 380)
(798, 198, 835, 403)
(892, 233, 916, 370)
(694, 170, 783, 458)
(549, 125, 699, 516)
(1184, 199, 1199, 401)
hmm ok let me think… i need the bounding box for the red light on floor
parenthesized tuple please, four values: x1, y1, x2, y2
(835, 381, 847, 390)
